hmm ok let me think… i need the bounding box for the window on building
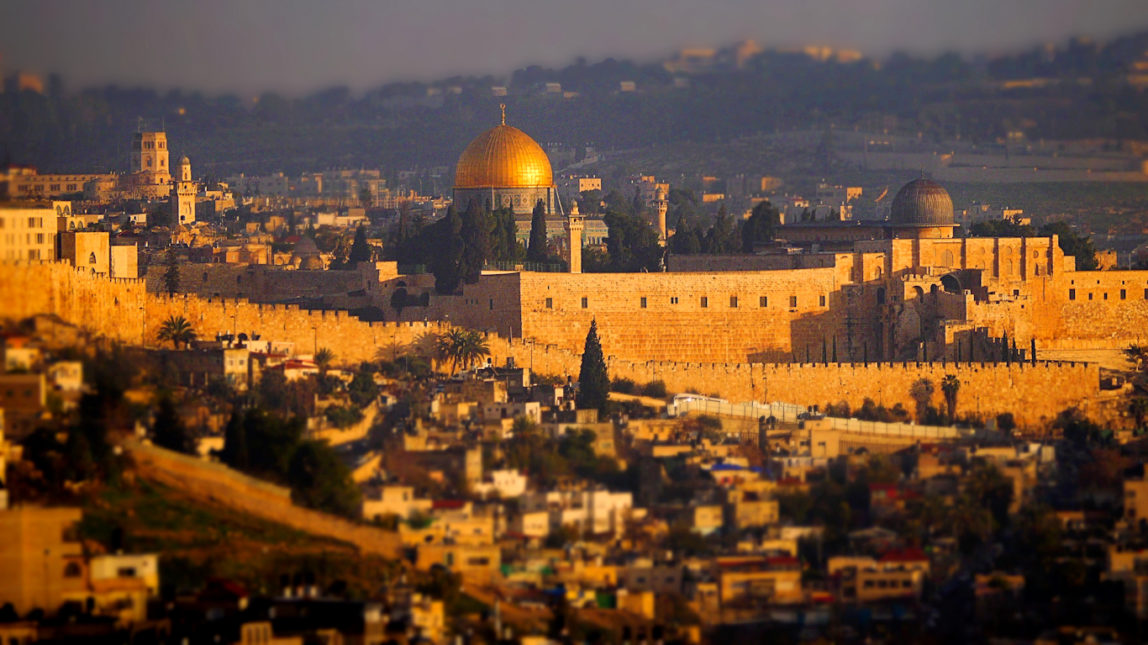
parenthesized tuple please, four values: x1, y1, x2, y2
(729, 296, 738, 308)
(789, 296, 798, 308)
(1103, 292, 1108, 300)
(1069, 289, 1076, 300)
(1088, 293, 1093, 300)
(759, 296, 767, 307)
(88, 252, 96, 264)
(700, 297, 708, 308)
(670, 296, 678, 304)
(581, 297, 588, 308)
(489, 298, 494, 310)
(819, 295, 826, 307)
(640, 297, 647, 308)
(64, 562, 82, 578)
(545, 297, 553, 309)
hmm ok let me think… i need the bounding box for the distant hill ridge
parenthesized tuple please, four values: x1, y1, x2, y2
(2, 30, 1146, 176)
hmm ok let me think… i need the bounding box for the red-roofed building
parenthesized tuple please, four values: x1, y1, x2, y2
(868, 483, 921, 518)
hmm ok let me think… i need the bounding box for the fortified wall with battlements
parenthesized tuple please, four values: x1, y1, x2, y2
(0, 261, 1110, 428)
(372, 236, 1148, 365)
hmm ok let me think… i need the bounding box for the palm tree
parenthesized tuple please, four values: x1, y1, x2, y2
(909, 378, 934, 423)
(434, 329, 491, 375)
(456, 330, 491, 373)
(941, 374, 961, 422)
(435, 329, 466, 375)
(314, 347, 335, 376)
(157, 315, 196, 349)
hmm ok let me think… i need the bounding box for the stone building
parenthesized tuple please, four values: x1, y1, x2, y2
(0, 204, 55, 261)
(125, 130, 172, 199)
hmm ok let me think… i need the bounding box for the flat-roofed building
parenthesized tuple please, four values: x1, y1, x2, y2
(0, 507, 86, 616)
(0, 204, 55, 261)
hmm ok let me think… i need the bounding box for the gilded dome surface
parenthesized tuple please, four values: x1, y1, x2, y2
(890, 178, 954, 226)
(454, 124, 553, 189)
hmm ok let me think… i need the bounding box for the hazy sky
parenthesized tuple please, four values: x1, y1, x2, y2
(3, 0, 1148, 94)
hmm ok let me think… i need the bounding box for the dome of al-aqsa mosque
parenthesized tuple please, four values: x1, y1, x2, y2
(890, 178, 955, 226)
(452, 105, 558, 216)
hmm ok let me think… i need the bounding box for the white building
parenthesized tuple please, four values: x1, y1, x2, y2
(520, 489, 635, 537)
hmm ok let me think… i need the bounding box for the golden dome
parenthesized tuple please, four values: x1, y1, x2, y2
(454, 123, 553, 189)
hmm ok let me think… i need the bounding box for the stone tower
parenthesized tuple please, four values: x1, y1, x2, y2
(172, 156, 196, 225)
(565, 200, 584, 274)
(131, 131, 170, 177)
(654, 186, 668, 244)
(130, 130, 172, 198)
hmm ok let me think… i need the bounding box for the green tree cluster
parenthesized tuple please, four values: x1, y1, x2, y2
(396, 200, 526, 293)
(600, 210, 662, 272)
(221, 407, 360, 517)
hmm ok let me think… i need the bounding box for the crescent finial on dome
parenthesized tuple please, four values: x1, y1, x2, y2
(500, 103, 506, 126)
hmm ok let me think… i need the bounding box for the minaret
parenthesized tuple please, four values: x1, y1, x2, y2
(172, 156, 197, 225)
(654, 186, 668, 244)
(565, 200, 583, 274)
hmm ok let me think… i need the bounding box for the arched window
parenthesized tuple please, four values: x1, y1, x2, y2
(942, 250, 955, 266)
(88, 252, 97, 264)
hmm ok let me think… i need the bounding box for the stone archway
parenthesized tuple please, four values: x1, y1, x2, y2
(940, 273, 962, 294)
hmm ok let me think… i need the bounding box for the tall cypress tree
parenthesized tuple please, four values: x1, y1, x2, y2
(348, 226, 372, 264)
(705, 204, 735, 254)
(490, 206, 521, 262)
(527, 200, 549, 262)
(433, 205, 464, 294)
(163, 255, 180, 296)
(576, 319, 610, 416)
(460, 199, 489, 283)
(221, 409, 249, 469)
(741, 201, 779, 252)
(153, 394, 194, 454)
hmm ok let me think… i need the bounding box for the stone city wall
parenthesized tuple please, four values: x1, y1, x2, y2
(128, 441, 403, 558)
(0, 262, 1105, 427)
(513, 269, 849, 364)
(145, 263, 366, 303)
(596, 358, 1097, 429)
